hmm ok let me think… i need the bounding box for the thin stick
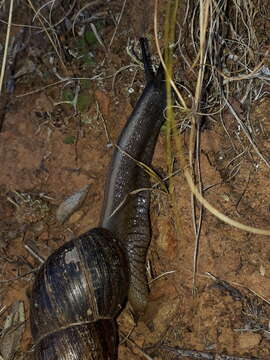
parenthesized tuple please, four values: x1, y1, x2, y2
(109, 0, 127, 49)
(16, 75, 102, 98)
(120, 333, 154, 360)
(0, 0, 14, 94)
(24, 244, 45, 264)
(160, 345, 261, 360)
(96, 101, 112, 146)
(154, 0, 187, 110)
(0, 269, 38, 283)
(190, 0, 211, 292)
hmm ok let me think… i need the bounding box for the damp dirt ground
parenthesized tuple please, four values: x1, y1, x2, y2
(0, 1, 270, 359)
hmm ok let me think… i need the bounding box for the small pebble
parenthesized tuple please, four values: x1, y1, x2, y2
(56, 184, 90, 223)
(68, 210, 84, 224)
(238, 333, 261, 349)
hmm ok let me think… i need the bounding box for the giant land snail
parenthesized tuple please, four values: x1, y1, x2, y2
(29, 38, 166, 360)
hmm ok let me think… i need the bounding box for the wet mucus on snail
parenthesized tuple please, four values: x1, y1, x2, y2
(29, 38, 166, 359)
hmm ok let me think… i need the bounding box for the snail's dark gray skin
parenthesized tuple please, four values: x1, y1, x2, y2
(100, 50, 165, 318)
(29, 38, 166, 360)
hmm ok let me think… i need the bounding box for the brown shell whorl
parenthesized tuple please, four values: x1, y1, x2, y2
(32, 320, 117, 360)
(30, 228, 128, 351)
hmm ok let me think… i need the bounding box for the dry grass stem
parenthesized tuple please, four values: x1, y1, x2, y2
(0, 0, 14, 94)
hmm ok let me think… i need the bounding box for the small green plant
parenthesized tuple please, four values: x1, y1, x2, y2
(74, 30, 99, 67)
(63, 135, 76, 144)
(62, 89, 74, 102)
(77, 94, 90, 112)
(84, 30, 98, 47)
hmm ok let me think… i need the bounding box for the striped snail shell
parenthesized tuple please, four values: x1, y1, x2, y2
(32, 321, 117, 360)
(30, 228, 128, 359)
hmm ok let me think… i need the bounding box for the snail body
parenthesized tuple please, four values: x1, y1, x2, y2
(100, 62, 165, 316)
(30, 38, 166, 359)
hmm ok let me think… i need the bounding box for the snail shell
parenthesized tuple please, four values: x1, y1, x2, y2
(33, 321, 117, 360)
(30, 228, 128, 359)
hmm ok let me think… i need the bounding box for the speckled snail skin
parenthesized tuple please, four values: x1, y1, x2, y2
(29, 38, 166, 360)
